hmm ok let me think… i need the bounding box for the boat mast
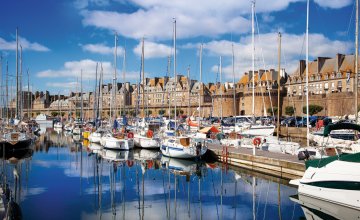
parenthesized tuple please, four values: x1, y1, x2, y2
(93, 63, 98, 120)
(355, 0, 359, 123)
(6, 61, 8, 122)
(187, 65, 191, 117)
(141, 37, 145, 118)
(251, 1, 256, 156)
(121, 42, 126, 116)
(198, 44, 203, 131)
(15, 28, 19, 119)
(306, 0, 310, 148)
(232, 44, 236, 117)
(27, 69, 30, 119)
(174, 18, 177, 130)
(0, 54, 2, 118)
(220, 56, 223, 130)
(20, 45, 23, 120)
(110, 33, 118, 122)
(81, 69, 83, 121)
(100, 63, 103, 119)
(277, 32, 281, 140)
(251, 1, 255, 121)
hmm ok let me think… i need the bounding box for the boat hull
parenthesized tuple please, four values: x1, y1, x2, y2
(101, 137, 134, 150)
(133, 135, 160, 149)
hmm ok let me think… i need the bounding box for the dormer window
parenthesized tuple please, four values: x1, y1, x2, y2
(337, 72, 342, 78)
(325, 74, 329, 80)
(331, 73, 335, 79)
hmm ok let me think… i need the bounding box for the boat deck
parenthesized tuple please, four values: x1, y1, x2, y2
(207, 143, 305, 180)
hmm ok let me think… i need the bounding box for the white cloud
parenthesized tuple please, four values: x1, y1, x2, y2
(81, 43, 124, 55)
(133, 40, 172, 59)
(74, 0, 110, 9)
(37, 59, 113, 79)
(314, 0, 352, 9)
(201, 32, 352, 80)
(0, 36, 50, 52)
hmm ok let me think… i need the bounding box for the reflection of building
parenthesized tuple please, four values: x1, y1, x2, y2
(9, 53, 360, 118)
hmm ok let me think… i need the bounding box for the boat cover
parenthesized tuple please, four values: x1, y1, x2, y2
(323, 123, 360, 137)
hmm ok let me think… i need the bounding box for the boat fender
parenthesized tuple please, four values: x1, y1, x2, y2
(253, 137, 261, 146)
(126, 160, 134, 167)
(147, 130, 154, 138)
(127, 132, 134, 139)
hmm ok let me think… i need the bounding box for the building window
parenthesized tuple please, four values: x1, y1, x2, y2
(337, 81, 342, 88)
(337, 72, 342, 78)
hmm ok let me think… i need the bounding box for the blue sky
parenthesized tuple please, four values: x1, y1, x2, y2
(0, 0, 356, 94)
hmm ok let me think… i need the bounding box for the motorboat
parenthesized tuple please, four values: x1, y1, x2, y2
(100, 132, 134, 150)
(88, 129, 105, 143)
(290, 151, 360, 210)
(53, 121, 63, 129)
(1, 131, 32, 149)
(161, 136, 207, 159)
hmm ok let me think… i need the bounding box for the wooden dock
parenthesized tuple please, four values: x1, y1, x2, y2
(207, 144, 305, 180)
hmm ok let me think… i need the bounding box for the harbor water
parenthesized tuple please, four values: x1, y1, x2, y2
(1, 129, 307, 220)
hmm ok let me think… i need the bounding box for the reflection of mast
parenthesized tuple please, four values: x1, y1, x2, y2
(198, 175, 202, 220)
(252, 176, 256, 220)
(278, 182, 282, 220)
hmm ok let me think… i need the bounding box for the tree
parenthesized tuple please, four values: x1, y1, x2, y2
(179, 109, 184, 114)
(146, 110, 152, 115)
(267, 107, 278, 115)
(171, 109, 180, 116)
(61, 112, 65, 117)
(158, 109, 166, 115)
(51, 111, 58, 117)
(303, 104, 323, 116)
(285, 106, 295, 116)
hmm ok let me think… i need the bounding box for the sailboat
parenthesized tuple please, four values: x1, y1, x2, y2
(133, 38, 161, 149)
(161, 19, 207, 159)
(289, 0, 360, 210)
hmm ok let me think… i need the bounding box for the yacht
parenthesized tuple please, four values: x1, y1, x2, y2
(100, 131, 134, 150)
(290, 152, 360, 210)
(161, 136, 207, 159)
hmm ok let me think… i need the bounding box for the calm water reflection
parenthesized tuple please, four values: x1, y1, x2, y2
(1, 130, 307, 220)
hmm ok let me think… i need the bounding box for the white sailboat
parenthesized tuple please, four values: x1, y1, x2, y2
(161, 19, 207, 159)
(133, 38, 161, 149)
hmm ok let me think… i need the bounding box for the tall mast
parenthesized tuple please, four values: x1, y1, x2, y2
(355, 0, 359, 123)
(110, 33, 118, 122)
(27, 69, 30, 119)
(220, 56, 223, 129)
(100, 63, 103, 119)
(306, 0, 310, 148)
(6, 61, 8, 122)
(251, 1, 255, 120)
(20, 45, 23, 119)
(277, 32, 281, 140)
(81, 69, 83, 121)
(93, 63, 98, 120)
(198, 44, 203, 131)
(167, 55, 171, 117)
(121, 43, 126, 116)
(173, 18, 177, 129)
(15, 28, 19, 119)
(251, 1, 256, 156)
(232, 44, 236, 117)
(141, 37, 145, 118)
(187, 65, 191, 117)
(0, 54, 2, 118)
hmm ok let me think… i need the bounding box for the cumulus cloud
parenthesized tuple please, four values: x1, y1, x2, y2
(81, 43, 124, 55)
(133, 40, 172, 59)
(201, 32, 352, 80)
(314, 0, 353, 9)
(0, 36, 50, 52)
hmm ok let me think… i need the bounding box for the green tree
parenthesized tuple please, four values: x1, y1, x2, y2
(51, 111, 58, 117)
(158, 109, 166, 115)
(267, 107, 278, 115)
(146, 110, 153, 115)
(285, 106, 295, 116)
(179, 109, 184, 115)
(171, 109, 180, 116)
(61, 112, 65, 117)
(303, 104, 323, 116)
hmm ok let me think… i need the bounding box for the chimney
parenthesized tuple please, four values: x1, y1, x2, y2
(299, 60, 306, 76)
(125, 82, 130, 91)
(317, 57, 329, 74)
(336, 53, 345, 72)
(258, 69, 265, 78)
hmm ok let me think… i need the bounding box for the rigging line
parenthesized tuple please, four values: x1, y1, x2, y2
(254, 9, 275, 119)
(345, 0, 356, 42)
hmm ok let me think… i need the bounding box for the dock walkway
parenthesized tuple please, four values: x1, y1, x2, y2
(207, 144, 305, 180)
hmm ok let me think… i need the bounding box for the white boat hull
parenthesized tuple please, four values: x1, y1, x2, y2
(88, 132, 102, 143)
(161, 138, 207, 159)
(133, 134, 160, 149)
(100, 137, 134, 150)
(291, 160, 360, 210)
